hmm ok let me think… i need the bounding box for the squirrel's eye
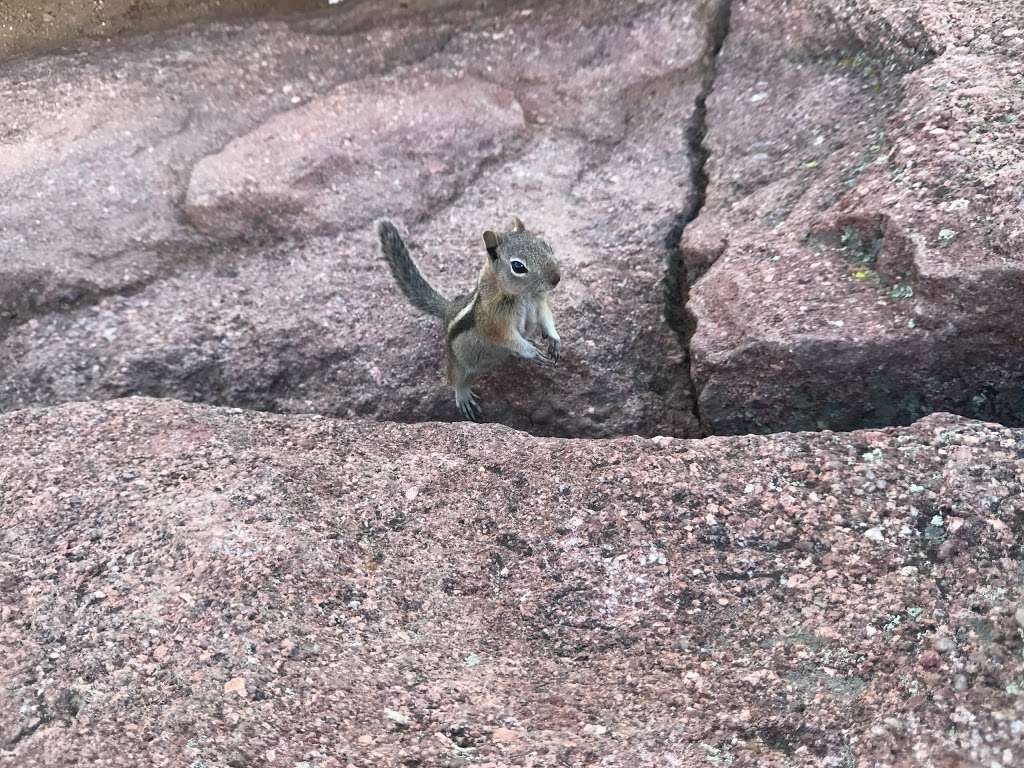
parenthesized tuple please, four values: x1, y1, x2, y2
(510, 260, 528, 275)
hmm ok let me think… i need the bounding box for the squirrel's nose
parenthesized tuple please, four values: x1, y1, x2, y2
(548, 266, 561, 287)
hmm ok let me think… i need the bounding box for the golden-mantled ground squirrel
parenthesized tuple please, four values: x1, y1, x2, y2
(375, 216, 562, 421)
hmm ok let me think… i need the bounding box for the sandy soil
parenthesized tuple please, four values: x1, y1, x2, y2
(0, 0, 326, 57)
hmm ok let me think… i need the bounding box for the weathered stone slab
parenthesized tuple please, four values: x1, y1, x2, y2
(184, 71, 527, 238)
(1, 397, 1021, 766)
(683, 0, 1024, 434)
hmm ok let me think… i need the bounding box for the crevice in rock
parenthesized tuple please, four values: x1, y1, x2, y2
(663, 0, 733, 437)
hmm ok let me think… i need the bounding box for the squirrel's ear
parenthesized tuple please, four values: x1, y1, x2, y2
(483, 230, 501, 259)
(509, 216, 526, 233)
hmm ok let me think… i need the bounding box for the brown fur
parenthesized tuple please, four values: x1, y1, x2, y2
(376, 216, 561, 421)
(474, 268, 519, 345)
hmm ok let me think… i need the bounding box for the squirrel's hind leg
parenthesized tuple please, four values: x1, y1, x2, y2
(448, 355, 482, 422)
(454, 386, 482, 422)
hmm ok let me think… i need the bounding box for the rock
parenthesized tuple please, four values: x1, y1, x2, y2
(0, 0, 710, 438)
(384, 709, 411, 726)
(0, 5, 451, 338)
(184, 71, 527, 239)
(4, 1, 1023, 444)
(0, 398, 1021, 766)
(681, 0, 1024, 434)
(863, 527, 884, 542)
(223, 676, 247, 696)
(919, 650, 940, 669)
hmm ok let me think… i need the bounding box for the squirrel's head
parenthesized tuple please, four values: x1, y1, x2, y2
(483, 216, 561, 297)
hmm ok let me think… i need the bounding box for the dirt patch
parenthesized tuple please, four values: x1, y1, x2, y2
(0, 0, 340, 58)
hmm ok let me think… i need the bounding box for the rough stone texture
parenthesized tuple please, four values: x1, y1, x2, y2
(1, 397, 1022, 766)
(0, 3, 453, 328)
(184, 72, 527, 238)
(0, 1, 325, 58)
(5, 0, 1024, 442)
(682, 0, 1024, 435)
(0, 0, 708, 438)
(6, 5, 1024, 768)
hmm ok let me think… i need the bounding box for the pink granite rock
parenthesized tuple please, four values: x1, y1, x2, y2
(682, 0, 1024, 434)
(0, 397, 1021, 766)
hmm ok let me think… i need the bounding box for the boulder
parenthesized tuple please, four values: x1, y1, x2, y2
(0, 8, 451, 332)
(682, 0, 1024, 434)
(1, 397, 1021, 766)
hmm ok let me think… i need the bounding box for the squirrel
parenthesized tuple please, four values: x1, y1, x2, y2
(375, 216, 562, 421)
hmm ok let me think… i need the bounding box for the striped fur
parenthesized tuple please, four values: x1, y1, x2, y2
(374, 216, 561, 422)
(446, 291, 478, 343)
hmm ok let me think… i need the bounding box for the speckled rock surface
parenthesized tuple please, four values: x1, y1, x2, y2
(1, 398, 1022, 767)
(0, 0, 708, 438)
(184, 71, 527, 238)
(682, 0, 1024, 434)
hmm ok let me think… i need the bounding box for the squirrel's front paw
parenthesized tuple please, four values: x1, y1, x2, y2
(546, 337, 561, 363)
(524, 343, 555, 367)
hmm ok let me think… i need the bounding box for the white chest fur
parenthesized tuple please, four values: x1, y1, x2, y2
(518, 296, 539, 336)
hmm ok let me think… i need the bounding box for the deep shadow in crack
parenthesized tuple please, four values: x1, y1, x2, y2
(662, 0, 734, 438)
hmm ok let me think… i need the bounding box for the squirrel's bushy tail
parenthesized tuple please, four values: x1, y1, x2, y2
(375, 219, 450, 319)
